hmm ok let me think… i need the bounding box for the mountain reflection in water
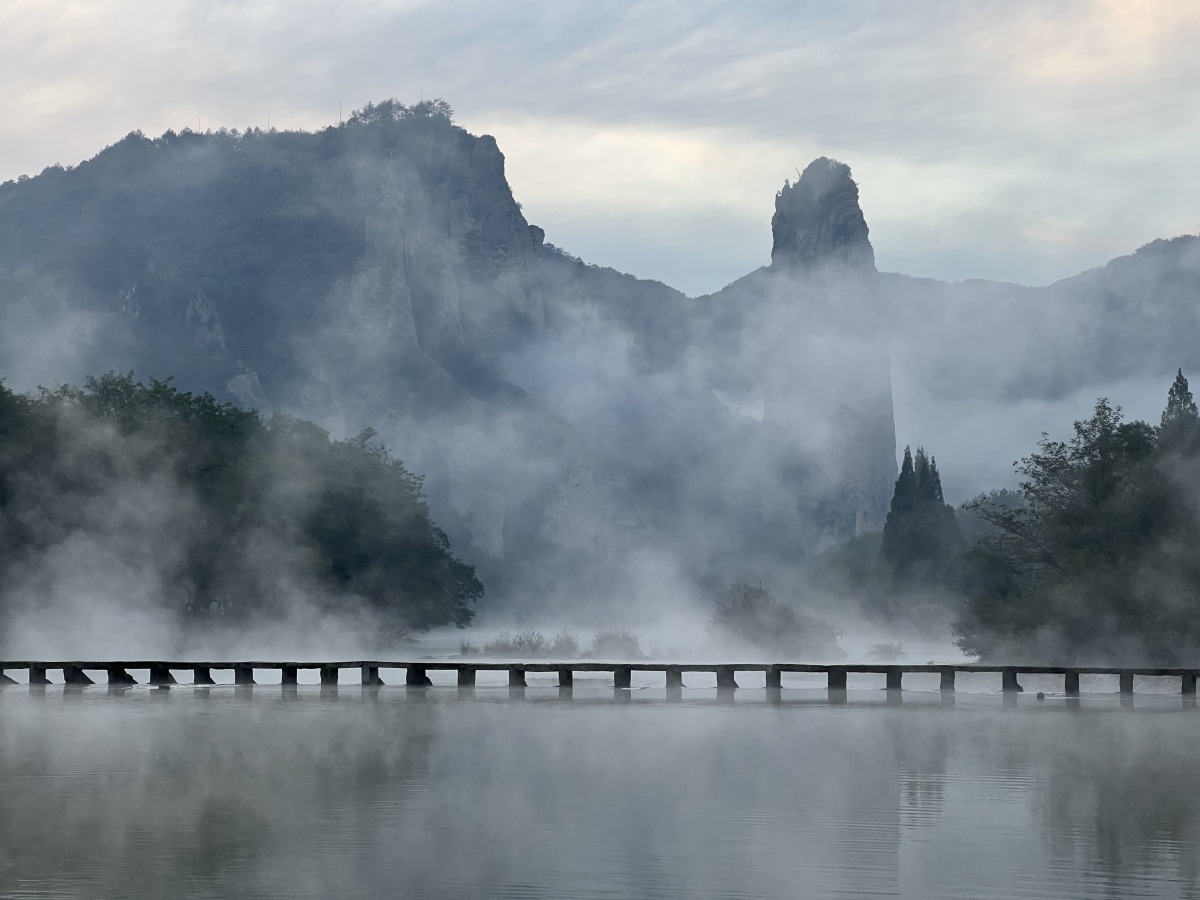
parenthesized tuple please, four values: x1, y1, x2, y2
(0, 687, 1197, 899)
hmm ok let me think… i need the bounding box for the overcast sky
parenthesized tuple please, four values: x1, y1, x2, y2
(2, 0, 1197, 297)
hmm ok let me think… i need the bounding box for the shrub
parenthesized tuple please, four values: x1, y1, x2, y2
(708, 581, 840, 657)
(591, 629, 643, 659)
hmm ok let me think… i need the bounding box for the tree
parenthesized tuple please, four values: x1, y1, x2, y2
(1160, 368, 1200, 453)
(955, 389, 1192, 663)
(880, 445, 964, 586)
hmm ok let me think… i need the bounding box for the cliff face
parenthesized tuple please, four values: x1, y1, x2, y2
(704, 157, 897, 551)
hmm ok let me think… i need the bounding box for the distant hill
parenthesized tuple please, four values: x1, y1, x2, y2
(2, 99, 1198, 613)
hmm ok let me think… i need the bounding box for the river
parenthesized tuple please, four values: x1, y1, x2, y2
(1, 679, 1197, 899)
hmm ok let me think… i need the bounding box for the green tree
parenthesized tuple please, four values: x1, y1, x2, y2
(880, 445, 964, 586)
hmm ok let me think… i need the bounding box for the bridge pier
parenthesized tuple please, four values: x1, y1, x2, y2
(1001, 668, 1023, 693)
(458, 667, 477, 688)
(281, 665, 298, 686)
(508, 668, 527, 688)
(149, 665, 176, 686)
(1183, 672, 1197, 695)
(666, 667, 684, 689)
(557, 666, 573, 688)
(828, 667, 848, 691)
(1064, 671, 1080, 695)
(939, 668, 956, 692)
(886, 667, 903, 692)
(402, 665, 428, 687)
(234, 664, 255, 686)
(320, 665, 338, 686)
(63, 665, 94, 686)
(614, 666, 632, 689)
(30, 664, 50, 685)
(765, 666, 781, 690)
(107, 667, 136, 685)
(1119, 672, 1134, 695)
(716, 666, 738, 690)
(192, 666, 215, 685)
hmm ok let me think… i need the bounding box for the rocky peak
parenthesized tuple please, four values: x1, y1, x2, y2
(770, 157, 875, 272)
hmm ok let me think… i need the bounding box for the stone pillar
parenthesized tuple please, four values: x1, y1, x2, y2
(320, 665, 339, 686)
(614, 667, 632, 689)
(1064, 671, 1080, 695)
(508, 668, 527, 688)
(766, 666, 782, 690)
(458, 667, 477, 688)
(281, 665, 298, 686)
(29, 664, 50, 685)
(1001, 668, 1022, 693)
(886, 667, 903, 692)
(234, 664, 256, 686)
(557, 667, 573, 688)
(939, 668, 956, 692)
(1183, 672, 1197, 695)
(108, 667, 137, 685)
(828, 668, 848, 691)
(149, 665, 177, 686)
(716, 666, 738, 690)
(63, 665, 94, 686)
(1119, 672, 1134, 695)
(403, 666, 430, 687)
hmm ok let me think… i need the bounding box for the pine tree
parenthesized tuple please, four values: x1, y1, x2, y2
(881, 444, 964, 586)
(1160, 368, 1199, 452)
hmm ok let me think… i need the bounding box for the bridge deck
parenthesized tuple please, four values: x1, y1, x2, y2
(0, 660, 1197, 694)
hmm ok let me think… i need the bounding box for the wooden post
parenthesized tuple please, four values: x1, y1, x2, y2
(716, 666, 738, 690)
(458, 667, 477, 688)
(234, 664, 255, 686)
(63, 665, 94, 686)
(828, 667, 848, 691)
(1183, 672, 1197, 695)
(765, 666, 782, 690)
(1064, 671, 1080, 695)
(614, 666, 632, 689)
(1001, 668, 1022, 693)
(149, 664, 177, 686)
(886, 667, 903, 692)
(281, 665, 298, 685)
(557, 666, 573, 688)
(508, 668, 526, 688)
(320, 665, 338, 686)
(1119, 671, 1134, 695)
(939, 668, 956, 692)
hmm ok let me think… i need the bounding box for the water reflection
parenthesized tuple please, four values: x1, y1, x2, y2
(0, 688, 1196, 899)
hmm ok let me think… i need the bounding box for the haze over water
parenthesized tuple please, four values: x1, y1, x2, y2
(2, 685, 1197, 899)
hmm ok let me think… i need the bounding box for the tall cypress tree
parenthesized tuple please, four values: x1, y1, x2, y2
(881, 444, 964, 585)
(1161, 369, 1199, 453)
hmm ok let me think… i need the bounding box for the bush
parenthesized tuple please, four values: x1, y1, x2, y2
(590, 629, 643, 659)
(483, 630, 549, 657)
(550, 629, 581, 657)
(708, 582, 840, 657)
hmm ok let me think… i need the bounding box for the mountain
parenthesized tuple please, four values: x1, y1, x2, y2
(2, 99, 1198, 613)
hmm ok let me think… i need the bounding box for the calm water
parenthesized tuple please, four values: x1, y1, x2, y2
(1, 679, 1199, 899)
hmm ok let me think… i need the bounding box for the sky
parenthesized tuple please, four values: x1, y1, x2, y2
(2, 0, 1198, 297)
